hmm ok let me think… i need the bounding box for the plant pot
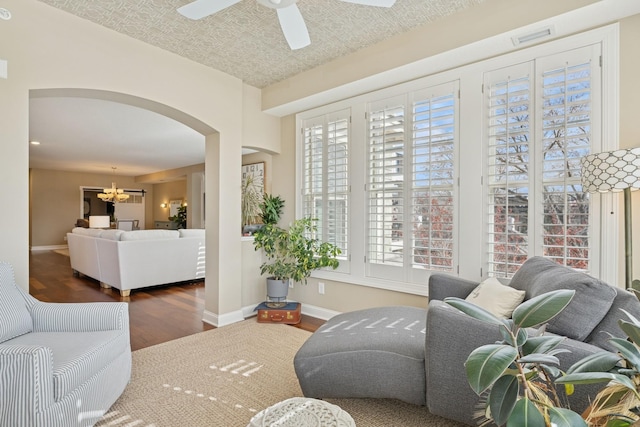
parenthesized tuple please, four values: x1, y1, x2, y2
(242, 224, 264, 236)
(266, 278, 289, 305)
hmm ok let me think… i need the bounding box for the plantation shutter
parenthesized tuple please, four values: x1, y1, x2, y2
(485, 63, 533, 277)
(367, 82, 458, 282)
(485, 45, 600, 277)
(537, 48, 595, 271)
(367, 95, 406, 278)
(410, 88, 456, 273)
(301, 110, 350, 261)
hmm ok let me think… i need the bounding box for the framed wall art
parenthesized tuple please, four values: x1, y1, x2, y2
(242, 162, 265, 195)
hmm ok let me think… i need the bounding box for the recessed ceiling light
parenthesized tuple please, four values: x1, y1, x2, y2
(0, 8, 11, 20)
(30, 141, 41, 145)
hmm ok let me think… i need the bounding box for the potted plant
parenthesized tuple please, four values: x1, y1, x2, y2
(253, 217, 341, 306)
(241, 175, 263, 235)
(445, 290, 586, 427)
(260, 193, 285, 226)
(557, 310, 640, 427)
(169, 205, 187, 229)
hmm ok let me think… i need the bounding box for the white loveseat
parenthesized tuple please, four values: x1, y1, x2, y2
(67, 228, 205, 296)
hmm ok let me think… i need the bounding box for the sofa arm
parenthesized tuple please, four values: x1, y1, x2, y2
(554, 337, 609, 413)
(30, 301, 129, 333)
(425, 300, 608, 424)
(428, 274, 479, 301)
(425, 299, 503, 425)
(0, 345, 54, 421)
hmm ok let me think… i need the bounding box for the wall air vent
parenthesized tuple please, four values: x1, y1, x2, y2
(511, 26, 555, 46)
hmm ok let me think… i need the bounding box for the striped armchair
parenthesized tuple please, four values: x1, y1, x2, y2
(0, 262, 131, 426)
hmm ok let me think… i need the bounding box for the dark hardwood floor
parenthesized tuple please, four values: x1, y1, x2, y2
(29, 251, 324, 351)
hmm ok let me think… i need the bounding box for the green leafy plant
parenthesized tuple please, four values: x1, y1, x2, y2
(252, 217, 341, 284)
(169, 205, 187, 229)
(445, 290, 586, 427)
(557, 310, 640, 427)
(260, 193, 284, 225)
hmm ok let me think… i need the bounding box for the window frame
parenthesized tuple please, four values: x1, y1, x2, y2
(296, 24, 619, 295)
(299, 109, 352, 274)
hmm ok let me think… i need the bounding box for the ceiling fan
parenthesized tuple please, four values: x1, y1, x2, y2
(177, 0, 396, 50)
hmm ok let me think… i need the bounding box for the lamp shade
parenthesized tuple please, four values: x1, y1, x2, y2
(89, 215, 111, 229)
(581, 148, 640, 193)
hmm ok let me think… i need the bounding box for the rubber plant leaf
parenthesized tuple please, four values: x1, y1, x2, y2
(548, 407, 588, 427)
(618, 320, 640, 349)
(500, 325, 527, 347)
(521, 335, 565, 356)
(512, 289, 575, 329)
(488, 374, 519, 426)
(466, 344, 518, 395)
(556, 372, 638, 394)
(539, 363, 561, 379)
(620, 308, 640, 327)
(444, 297, 504, 326)
(608, 336, 640, 369)
(506, 397, 546, 427)
(517, 353, 560, 366)
(565, 351, 621, 374)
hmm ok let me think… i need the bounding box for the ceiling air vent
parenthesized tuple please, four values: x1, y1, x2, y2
(512, 26, 555, 46)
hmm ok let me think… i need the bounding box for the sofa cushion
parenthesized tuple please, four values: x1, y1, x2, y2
(99, 229, 124, 241)
(510, 257, 616, 341)
(465, 277, 525, 319)
(119, 230, 179, 241)
(0, 263, 33, 343)
(72, 227, 105, 237)
(294, 306, 427, 405)
(586, 288, 640, 352)
(7, 330, 128, 401)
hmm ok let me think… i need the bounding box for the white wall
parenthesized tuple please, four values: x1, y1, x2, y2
(1, 0, 280, 325)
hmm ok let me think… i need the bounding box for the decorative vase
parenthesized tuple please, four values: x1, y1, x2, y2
(266, 278, 289, 307)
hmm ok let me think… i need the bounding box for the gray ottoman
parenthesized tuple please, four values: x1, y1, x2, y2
(293, 306, 427, 405)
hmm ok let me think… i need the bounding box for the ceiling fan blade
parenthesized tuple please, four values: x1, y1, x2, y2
(276, 4, 310, 50)
(339, 0, 396, 7)
(177, 0, 242, 20)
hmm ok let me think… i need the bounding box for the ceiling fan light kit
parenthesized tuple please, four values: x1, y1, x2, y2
(178, 0, 396, 51)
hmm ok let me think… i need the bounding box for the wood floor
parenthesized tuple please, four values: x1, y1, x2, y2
(29, 251, 324, 351)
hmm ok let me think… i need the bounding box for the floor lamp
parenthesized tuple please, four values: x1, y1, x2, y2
(581, 147, 640, 289)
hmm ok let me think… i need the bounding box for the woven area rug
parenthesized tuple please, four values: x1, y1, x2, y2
(96, 319, 463, 427)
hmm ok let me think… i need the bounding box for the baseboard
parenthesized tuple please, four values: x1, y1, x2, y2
(31, 245, 68, 252)
(202, 309, 245, 327)
(299, 303, 341, 321)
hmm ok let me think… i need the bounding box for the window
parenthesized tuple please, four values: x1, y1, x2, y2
(485, 46, 599, 277)
(297, 27, 616, 293)
(301, 110, 350, 262)
(366, 83, 458, 282)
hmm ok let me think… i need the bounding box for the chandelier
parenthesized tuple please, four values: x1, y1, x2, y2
(98, 167, 130, 203)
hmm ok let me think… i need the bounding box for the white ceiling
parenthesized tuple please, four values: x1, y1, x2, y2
(29, 97, 206, 177)
(27, 0, 486, 177)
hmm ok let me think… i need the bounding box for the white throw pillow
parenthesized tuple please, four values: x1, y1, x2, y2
(465, 277, 526, 319)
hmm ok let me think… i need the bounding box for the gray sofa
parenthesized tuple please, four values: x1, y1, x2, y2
(0, 261, 131, 426)
(294, 257, 640, 426)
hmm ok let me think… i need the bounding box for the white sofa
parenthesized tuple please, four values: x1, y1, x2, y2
(67, 228, 205, 296)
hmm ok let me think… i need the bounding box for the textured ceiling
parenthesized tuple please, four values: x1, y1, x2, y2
(28, 0, 487, 178)
(36, 0, 486, 88)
